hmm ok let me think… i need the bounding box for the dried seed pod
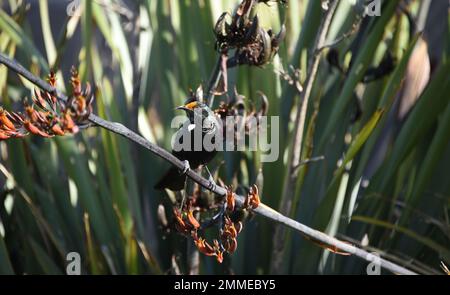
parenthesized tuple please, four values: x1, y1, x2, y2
(236, 0, 254, 18)
(257, 92, 269, 117)
(259, 0, 288, 5)
(214, 12, 229, 37)
(271, 24, 286, 50)
(259, 27, 273, 65)
(244, 15, 259, 41)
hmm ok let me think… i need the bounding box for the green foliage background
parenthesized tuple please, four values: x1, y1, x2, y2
(0, 0, 448, 274)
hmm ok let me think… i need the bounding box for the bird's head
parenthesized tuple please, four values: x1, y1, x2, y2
(175, 100, 205, 112)
(176, 100, 212, 122)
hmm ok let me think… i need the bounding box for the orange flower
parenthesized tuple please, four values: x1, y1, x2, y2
(248, 184, 260, 209)
(235, 221, 243, 234)
(24, 120, 51, 138)
(70, 67, 82, 97)
(0, 130, 10, 140)
(47, 71, 57, 87)
(243, 193, 250, 208)
(194, 237, 216, 257)
(215, 250, 224, 263)
(62, 111, 79, 133)
(223, 216, 237, 239)
(0, 69, 93, 142)
(213, 239, 224, 263)
(221, 217, 239, 254)
(36, 111, 51, 125)
(0, 111, 15, 131)
(186, 210, 200, 229)
(32, 90, 48, 109)
(227, 238, 237, 254)
(221, 236, 237, 254)
(226, 186, 235, 212)
(25, 106, 39, 123)
(173, 208, 188, 233)
(193, 234, 225, 263)
(45, 89, 57, 105)
(51, 123, 65, 136)
(75, 97, 87, 114)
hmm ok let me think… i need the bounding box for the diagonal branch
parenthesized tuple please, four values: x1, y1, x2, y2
(0, 52, 416, 275)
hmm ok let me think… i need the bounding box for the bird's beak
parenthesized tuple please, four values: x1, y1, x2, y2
(176, 101, 198, 111)
(175, 106, 189, 111)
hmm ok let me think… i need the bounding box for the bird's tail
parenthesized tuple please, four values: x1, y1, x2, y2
(154, 166, 186, 191)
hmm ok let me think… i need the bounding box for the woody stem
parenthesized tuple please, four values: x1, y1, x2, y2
(0, 52, 416, 275)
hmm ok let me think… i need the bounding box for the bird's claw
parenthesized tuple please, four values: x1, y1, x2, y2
(207, 180, 217, 192)
(180, 160, 190, 175)
(203, 165, 217, 191)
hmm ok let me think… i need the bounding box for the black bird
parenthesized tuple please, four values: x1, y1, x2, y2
(154, 100, 220, 191)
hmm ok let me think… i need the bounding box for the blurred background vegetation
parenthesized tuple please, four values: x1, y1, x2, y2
(0, 0, 449, 274)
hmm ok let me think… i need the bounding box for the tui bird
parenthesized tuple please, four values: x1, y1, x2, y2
(154, 99, 220, 191)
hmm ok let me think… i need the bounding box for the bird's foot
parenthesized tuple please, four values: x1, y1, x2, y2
(208, 181, 217, 191)
(203, 165, 217, 192)
(180, 160, 190, 175)
(206, 173, 217, 192)
(207, 180, 217, 192)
